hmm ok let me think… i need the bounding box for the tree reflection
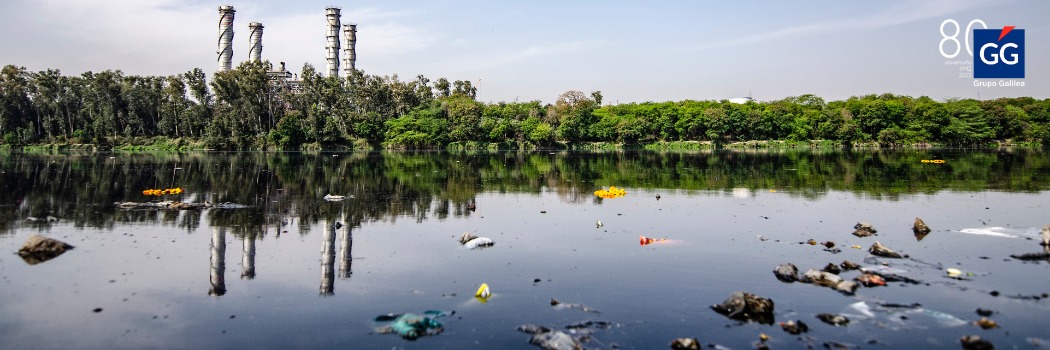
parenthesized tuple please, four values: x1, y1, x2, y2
(1, 150, 1049, 236)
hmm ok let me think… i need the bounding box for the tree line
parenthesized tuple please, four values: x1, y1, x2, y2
(2, 62, 1049, 149)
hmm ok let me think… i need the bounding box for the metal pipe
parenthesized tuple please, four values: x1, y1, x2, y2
(217, 5, 236, 72)
(325, 7, 341, 77)
(248, 22, 263, 63)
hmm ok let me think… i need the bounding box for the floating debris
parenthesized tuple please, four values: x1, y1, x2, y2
(913, 217, 931, 240)
(778, 320, 809, 335)
(1042, 224, 1050, 246)
(17, 235, 74, 265)
(853, 222, 877, 237)
(710, 291, 775, 324)
(670, 337, 700, 350)
(475, 283, 491, 303)
(946, 268, 963, 278)
(839, 260, 861, 271)
(974, 317, 998, 329)
(459, 232, 494, 249)
(822, 263, 842, 275)
(639, 235, 669, 246)
(1010, 251, 1050, 262)
(920, 159, 946, 164)
(550, 298, 599, 314)
(869, 241, 903, 258)
(374, 310, 451, 340)
(595, 220, 603, 228)
(773, 263, 799, 283)
(142, 187, 183, 196)
(960, 335, 994, 350)
(833, 281, 859, 295)
(517, 325, 582, 350)
(855, 273, 886, 287)
(802, 269, 842, 287)
(816, 313, 850, 326)
(975, 308, 994, 317)
(323, 194, 347, 201)
(115, 201, 210, 210)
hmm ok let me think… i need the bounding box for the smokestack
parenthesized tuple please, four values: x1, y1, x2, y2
(342, 24, 357, 77)
(248, 22, 263, 63)
(325, 7, 341, 77)
(217, 5, 235, 72)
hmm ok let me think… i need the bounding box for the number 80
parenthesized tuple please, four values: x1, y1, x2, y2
(940, 19, 988, 58)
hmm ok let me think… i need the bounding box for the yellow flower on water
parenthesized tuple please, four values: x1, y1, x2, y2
(593, 186, 627, 198)
(142, 187, 184, 196)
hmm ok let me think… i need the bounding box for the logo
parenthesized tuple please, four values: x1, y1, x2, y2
(973, 26, 1024, 79)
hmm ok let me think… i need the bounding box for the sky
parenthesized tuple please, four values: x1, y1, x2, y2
(1, 0, 1047, 104)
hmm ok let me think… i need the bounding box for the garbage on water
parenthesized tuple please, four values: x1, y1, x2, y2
(853, 222, 877, 237)
(958, 227, 1026, 239)
(17, 234, 74, 265)
(550, 298, 600, 314)
(710, 291, 775, 324)
(960, 335, 994, 350)
(913, 217, 931, 241)
(475, 283, 491, 303)
(518, 320, 618, 350)
(323, 194, 348, 201)
(459, 232, 495, 250)
(816, 313, 850, 326)
(374, 310, 452, 340)
(974, 317, 998, 329)
(868, 241, 903, 258)
(670, 337, 700, 350)
(639, 235, 670, 246)
(946, 268, 963, 278)
(1042, 224, 1050, 246)
(854, 273, 886, 287)
(779, 320, 810, 335)
(845, 301, 968, 328)
(773, 263, 799, 283)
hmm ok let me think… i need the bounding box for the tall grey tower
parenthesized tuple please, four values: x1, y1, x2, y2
(248, 22, 263, 62)
(325, 7, 341, 77)
(217, 5, 235, 72)
(342, 24, 357, 77)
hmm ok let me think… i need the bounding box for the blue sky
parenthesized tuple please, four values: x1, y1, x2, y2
(1, 0, 1047, 104)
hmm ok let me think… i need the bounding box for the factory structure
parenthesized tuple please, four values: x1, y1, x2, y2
(215, 5, 358, 94)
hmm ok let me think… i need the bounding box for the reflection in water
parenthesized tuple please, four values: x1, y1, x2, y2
(339, 226, 353, 279)
(209, 227, 227, 296)
(242, 232, 257, 279)
(320, 221, 337, 296)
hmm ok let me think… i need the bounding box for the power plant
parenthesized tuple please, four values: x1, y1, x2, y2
(325, 7, 342, 78)
(216, 5, 235, 72)
(248, 22, 263, 63)
(343, 24, 357, 77)
(215, 5, 358, 79)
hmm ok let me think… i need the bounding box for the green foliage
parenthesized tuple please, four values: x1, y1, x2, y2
(2, 62, 1050, 148)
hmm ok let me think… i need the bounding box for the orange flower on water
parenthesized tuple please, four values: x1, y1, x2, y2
(639, 235, 669, 246)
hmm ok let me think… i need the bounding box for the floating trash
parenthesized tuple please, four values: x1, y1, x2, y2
(475, 283, 491, 303)
(323, 194, 348, 201)
(142, 187, 182, 196)
(17, 235, 74, 265)
(853, 222, 877, 237)
(816, 313, 850, 326)
(459, 232, 494, 250)
(710, 291, 775, 325)
(639, 235, 670, 246)
(593, 186, 626, 198)
(374, 310, 452, 340)
(920, 159, 946, 164)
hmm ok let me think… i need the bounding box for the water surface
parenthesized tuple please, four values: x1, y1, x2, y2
(2, 150, 1049, 349)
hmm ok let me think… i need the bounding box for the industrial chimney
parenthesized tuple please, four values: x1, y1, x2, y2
(217, 5, 235, 72)
(248, 22, 263, 62)
(325, 7, 341, 77)
(342, 24, 357, 77)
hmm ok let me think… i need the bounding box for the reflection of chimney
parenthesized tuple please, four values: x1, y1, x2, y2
(325, 7, 341, 77)
(342, 24, 357, 77)
(209, 227, 227, 296)
(338, 226, 353, 278)
(217, 5, 236, 72)
(241, 233, 256, 279)
(320, 221, 337, 296)
(248, 22, 264, 62)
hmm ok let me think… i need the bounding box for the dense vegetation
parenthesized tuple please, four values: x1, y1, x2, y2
(2, 62, 1049, 150)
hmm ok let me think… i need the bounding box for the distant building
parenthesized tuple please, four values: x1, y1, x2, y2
(728, 97, 755, 104)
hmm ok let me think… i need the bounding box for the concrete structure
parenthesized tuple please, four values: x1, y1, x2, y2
(248, 22, 264, 62)
(217, 5, 236, 72)
(325, 7, 341, 77)
(342, 24, 357, 77)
